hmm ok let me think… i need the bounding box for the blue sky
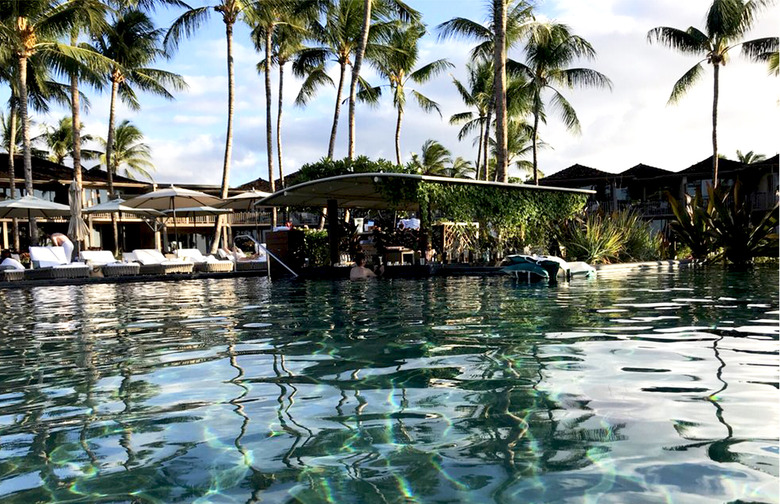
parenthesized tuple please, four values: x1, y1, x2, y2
(4, 0, 779, 187)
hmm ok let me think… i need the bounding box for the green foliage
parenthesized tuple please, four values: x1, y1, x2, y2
(302, 229, 330, 267)
(556, 209, 662, 264)
(666, 189, 714, 260)
(666, 182, 779, 264)
(291, 156, 406, 185)
(556, 212, 624, 264)
(613, 209, 662, 261)
(707, 182, 779, 264)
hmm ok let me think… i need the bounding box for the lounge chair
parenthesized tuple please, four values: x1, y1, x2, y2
(79, 250, 140, 277)
(217, 247, 268, 271)
(1, 266, 25, 282)
(126, 249, 194, 275)
(176, 248, 234, 273)
(27, 246, 90, 280)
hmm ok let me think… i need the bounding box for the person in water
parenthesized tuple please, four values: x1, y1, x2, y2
(350, 252, 380, 280)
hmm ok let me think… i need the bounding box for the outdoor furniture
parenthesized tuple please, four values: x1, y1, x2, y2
(126, 249, 194, 275)
(176, 248, 234, 273)
(1, 267, 24, 282)
(27, 246, 90, 280)
(385, 246, 415, 265)
(80, 250, 140, 277)
(217, 247, 267, 271)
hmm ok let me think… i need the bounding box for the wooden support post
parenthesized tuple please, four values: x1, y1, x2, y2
(327, 198, 339, 266)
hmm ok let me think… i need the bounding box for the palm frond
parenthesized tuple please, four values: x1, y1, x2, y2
(549, 90, 580, 134)
(295, 66, 333, 105)
(411, 90, 441, 117)
(668, 62, 705, 104)
(409, 58, 453, 83)
(164, 6, 212, 53)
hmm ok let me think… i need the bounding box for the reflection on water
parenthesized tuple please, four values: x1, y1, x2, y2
(0, 268, 777, 503)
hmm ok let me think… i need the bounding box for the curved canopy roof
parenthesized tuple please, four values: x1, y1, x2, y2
(256, 173, 594, 210)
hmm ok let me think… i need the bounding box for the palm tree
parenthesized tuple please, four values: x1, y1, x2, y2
(0, 0, 110, 243)
(519, 22, 612, 185)
(648, 0, 773, 188)
(368, 23, 452, 165)
(166, 0, 244, 251)
(41, 116, 99, 165)
(449, 156, 475, 179)
(98, 119, 154, 181)
(736, 149, 767, 164)
(450, 62, 492, 180)
(294, 0, 367, 159)
(410, 139, 452, 176)
(346, 0, 419, 159)
(493, 0, 508, 182)
(94, 9, 186, 252)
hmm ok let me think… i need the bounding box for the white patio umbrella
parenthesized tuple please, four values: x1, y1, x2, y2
(68, 180, 90, 248)
(83, 198, 167, 251)
(215, 189, 270, 240)
(123, 186, 223, 247)
(0, 195, 72, 219)
(162, 206, 233, 217)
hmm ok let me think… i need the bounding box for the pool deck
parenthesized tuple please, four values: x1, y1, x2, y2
(0, 260, 692, 289)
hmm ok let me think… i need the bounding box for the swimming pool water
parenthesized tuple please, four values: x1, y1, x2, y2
(0, 267, 777, 503)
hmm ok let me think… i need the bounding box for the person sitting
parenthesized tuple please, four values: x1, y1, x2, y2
(350, 252, 378, 280)
(50, 233, 74, 263)
(0, 250, 25, 270)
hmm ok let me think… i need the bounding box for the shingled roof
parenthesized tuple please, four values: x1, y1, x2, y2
(1, 154, 151, 188)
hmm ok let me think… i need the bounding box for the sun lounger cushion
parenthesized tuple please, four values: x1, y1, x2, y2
(30, 246, 69, 268)
(79, 250, 119, 266)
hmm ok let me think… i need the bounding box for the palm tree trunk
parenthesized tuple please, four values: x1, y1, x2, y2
(493, 0, 508, 183)
(327, 61, 347, 159)
(476, 116, 485, 180)
(106, 77, 120, 254)
(277, 62, 285, 188)
(394, 107, 403, 165)
(532, 110, 540, 185)
(348, 0, 372, 159)
(711, 63, 719, 188)
(483, 105, 492, 181)
(7, 106, 20, 251)
(265, 28, 277, 227)
(18, 54, 38, 244)
(211, 20, 236, 254)
(70, 35, 85, 252)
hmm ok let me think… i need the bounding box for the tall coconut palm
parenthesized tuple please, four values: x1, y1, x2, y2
(438, 0, 534, 182)
(519, 22, 612, 185)
(0, 0, 110, 243)
(648, 0, 773, 188)
(368, 23, 452, 165)
(346, 0, 419, 159)
(94, 9, 186, 252)
(450, 62, 492, 180)
(294, 0, 367, 159)
(98, 119, 154, 181)
(166, 0, 245, 252)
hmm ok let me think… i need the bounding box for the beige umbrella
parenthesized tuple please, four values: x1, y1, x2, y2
(215, 189, 270, 239)
(0, 195, 72, 219)
(68, 180, 90, 248)
(83, 198, 167, 251)
(123, 186, 223, 247)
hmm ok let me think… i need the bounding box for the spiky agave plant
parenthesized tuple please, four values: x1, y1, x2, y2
(666, 189, 715, 260)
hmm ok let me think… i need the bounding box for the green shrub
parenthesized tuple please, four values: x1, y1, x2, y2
(303, 230, 329, 267)
(613, 210, 662, 261)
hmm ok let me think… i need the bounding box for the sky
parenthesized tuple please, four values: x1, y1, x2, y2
(5, 0, 779, 187)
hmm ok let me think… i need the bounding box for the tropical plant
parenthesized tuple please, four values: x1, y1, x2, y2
(437, 0, 535, 182)
(346, 0, 419, 159)
(555, 212, 624, 264)
(0, 0, 111, 242)
(367, 22, 452, 165)
(95, 9, 185, 252)
(98, 119, 154, 181)
(449, 62, 492, 179)
(409, 139, 452, 176)
(166, 0, 244, 251)
(612, 209, 662, 261)
(41, 116, 99, 164)
(666, 188, 715, 260)
(708, 181, 778, 264)
(294, 0, 369, 159)
(449, 157, 475, 179)
(648, 0, 774, 187)
(736, 149, 767, 164)
(518, 21, 612, 185)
